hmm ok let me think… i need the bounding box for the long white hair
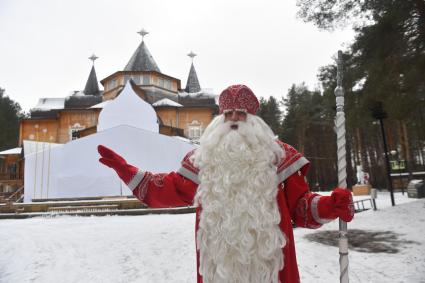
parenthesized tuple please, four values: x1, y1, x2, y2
(192, 114, 286, 283)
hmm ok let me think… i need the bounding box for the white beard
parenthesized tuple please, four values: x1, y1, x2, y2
(192, 114, 286, 283)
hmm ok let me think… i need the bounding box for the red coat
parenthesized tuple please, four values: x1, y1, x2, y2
(128, 142, 335, 283)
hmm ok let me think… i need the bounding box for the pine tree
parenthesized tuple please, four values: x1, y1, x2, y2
(281, 84, 342, 189)
(296, 0, 425, 185)
(0, 88, 22, 151)
(258, 96, 282, 136)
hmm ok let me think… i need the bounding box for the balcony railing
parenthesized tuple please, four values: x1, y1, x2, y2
(0, 172, 19, 180)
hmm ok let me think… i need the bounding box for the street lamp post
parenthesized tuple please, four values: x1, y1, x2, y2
(370, 101, 395, 206)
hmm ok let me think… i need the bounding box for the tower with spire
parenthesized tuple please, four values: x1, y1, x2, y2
(83, 54, 101, 96)
(101, 29, 181, 103)
(20, 54, 104, 144)
(177, 50, 217, 140)
(20, 29, 218, 146)
(124, 29, 161, 72)
(65, 55, 102, 109)
(185, 51, 201, 93)
(101, 31, 217, 140)
(11, 28, 222, 205)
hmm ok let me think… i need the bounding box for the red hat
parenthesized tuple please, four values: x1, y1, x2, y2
(218, 84, 259, 115)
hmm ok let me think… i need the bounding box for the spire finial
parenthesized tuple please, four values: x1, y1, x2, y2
(138, 28, 149, 41)
(187, 51, 197, 63)
(89, 54, 98, 65)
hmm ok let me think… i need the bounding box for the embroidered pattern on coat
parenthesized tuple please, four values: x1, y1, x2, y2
(276, 141, 304, 174)
(136, 172, 152, 200)
(152, 173, 167, 187)
(181, 149, 199, 175)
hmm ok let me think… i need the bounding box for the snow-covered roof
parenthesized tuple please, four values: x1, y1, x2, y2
(177, 88, 218, 108)
(178, 88, 216, 98)
(153, 98, 183, 107)
(32, 98, 65, 111)
(90, 100, 111, 109)
(68, 91, 85, 97)
(0, 147, 22, 155)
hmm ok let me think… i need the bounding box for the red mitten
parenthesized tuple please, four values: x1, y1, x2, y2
(97, 145, 139, 185)
(317, 188, 354, 222)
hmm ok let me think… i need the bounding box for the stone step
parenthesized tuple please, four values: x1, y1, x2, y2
(48, 204, 119, 213)
(0, 206, 196, 219)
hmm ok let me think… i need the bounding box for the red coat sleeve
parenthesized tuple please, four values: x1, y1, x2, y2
(284, 172, 336, 229)
(131, 171, 198, 208)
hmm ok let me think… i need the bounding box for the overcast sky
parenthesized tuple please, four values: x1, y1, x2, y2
(0, 0, 355, 112)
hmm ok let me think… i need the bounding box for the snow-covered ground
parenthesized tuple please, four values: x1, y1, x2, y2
(0, 192, 424, 283)
(296, 192, 425, 283)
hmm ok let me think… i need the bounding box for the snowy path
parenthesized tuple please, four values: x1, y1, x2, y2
(0, 215, 197, 283)
(0, 192, 424, 283)
(296, 193, 425, 283)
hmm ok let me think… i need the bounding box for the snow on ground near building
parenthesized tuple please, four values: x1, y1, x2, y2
(0, 192, 424, 283)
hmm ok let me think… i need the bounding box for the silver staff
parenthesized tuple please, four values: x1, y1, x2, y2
(335, 50, 349, 283)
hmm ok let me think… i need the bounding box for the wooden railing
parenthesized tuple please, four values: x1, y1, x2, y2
(0, 172, 19, 180)
(6, 186, 24, 203)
